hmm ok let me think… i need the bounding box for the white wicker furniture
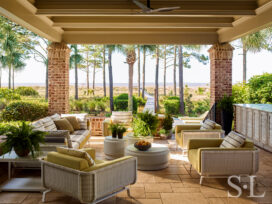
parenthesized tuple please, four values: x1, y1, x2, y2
(41, 155, 137, 204)
(0, 151, 47, 192)
(104, 136, 127, 160)
(125, 144, 169, 170)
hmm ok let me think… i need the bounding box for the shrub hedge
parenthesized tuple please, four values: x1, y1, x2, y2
(15, 87, 39, 96)
(114, 93, 138, 113)
(1, 101, 48, 121)
(164, 100, 180, 115)
(0, 88, 21, 100)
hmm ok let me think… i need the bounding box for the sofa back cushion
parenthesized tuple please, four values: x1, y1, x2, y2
(54, 118, 74, 133)
(62, 114, 88, 130)
(41, 117, 57, 131)
(50, 113, 61, 121)
(220, 131, 245, 148)
(32, 120, 45, 131)
(56, 147, 95, 166)
(200, 119, 216, 130)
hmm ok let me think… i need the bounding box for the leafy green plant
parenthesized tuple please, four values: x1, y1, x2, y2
(162, 114, 173, 131)
(1, 101, 48, 121)
(133, 111, 159, 137)
(96, 101, 106, 111)
(117, 125, 127, 134)
(232, 83, 249, 104)
(0, 88, 21, 100)
(114, 93, 138, 113)
(1, 121, 46, 158)
(109, 123, 119, 137)
(159, 129, 167, 134)
(135, 97, 146, 106)
(217, 95, 234, 114)
(164, 100, 180, 115)
(15, 87, 39, 96)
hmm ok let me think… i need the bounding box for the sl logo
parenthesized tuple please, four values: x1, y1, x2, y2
(228, 175, 265, 198)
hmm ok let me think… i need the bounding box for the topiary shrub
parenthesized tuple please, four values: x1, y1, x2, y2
(0, 88, 21, 100)
(15, 87, 39, 96)
(1, 101, 48, 121)
(114, 93, 138, 113)
(164, 99, 180, 115)
(135, 97, 146, 106)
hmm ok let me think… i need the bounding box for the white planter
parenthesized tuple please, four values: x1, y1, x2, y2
(125, 133, 153, 145)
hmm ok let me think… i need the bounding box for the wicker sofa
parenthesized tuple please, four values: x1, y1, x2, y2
(41, 148, 137, 204)
(188, 138, 259, 184)
(32, 113, 90, 151)
(175, 122, 224, 150)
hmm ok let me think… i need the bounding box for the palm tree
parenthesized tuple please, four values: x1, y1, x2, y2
(178, 45, 208, 114)
(122, 45, 136, 112)
(173, 45, 177, 96)
(155, 46, 160, 112)
(12, 53, 26, 89)
(102, 45, 106, 97)
(163, 45, 167, 96)
(241, 31, 267, 83)
(137, 45, 141, 97)
(70, 45, 83, 100)
(141, 45, 156, 98)
(91, 46, 103, 96)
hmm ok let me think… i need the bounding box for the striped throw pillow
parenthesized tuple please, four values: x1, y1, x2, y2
(32, 120, 45, 131)
(200, 119, 216, 130)
(41, 117, 57, 131)
(220, 131, 245, 148)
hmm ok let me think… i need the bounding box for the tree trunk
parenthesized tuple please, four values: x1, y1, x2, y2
(45, 61, 49, 100)
(128, 63, 134, 112)
(137, 46, 141, 97)
(142, 47, 146, 98)
(173, 45, 177, 96)
(108, 49, 114, 112)
(178, 46, 185, 115)
(163, 45, 166, 96)
(103, 45, 106, 97)
(93, 64, 95, 96)
(75, 46, 79, 100)
(243, 46, 247, 84)
(86, 52, 89, 94)
(0, 68, 2, 88)
(12, 67, 14, 90)
(8, 65, 11, 89)
(155, 46, 159, 112)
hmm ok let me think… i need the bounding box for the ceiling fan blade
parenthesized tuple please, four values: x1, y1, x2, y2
(132, 0, 151, 12)
(150, 7, 180, 13)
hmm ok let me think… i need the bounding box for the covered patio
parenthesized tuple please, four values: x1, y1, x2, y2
(0, 0, 272, 204)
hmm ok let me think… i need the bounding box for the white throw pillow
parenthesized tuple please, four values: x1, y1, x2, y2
(220, 131, 245, 148)
(200, 119, 216, 130)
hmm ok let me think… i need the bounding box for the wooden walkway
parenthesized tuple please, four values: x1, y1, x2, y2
(143, 90, 155, 113)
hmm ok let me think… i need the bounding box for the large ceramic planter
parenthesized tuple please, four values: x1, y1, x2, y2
(125, 133, 153, 146)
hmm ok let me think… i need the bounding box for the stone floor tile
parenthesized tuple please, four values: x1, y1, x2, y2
(182, 178, 201, 188)
(154, 175, 181, 183)
(135, 199, 162, 204)
(172, 187, 201, 193)
(145, 183, 172, 193)
(0, 192, 29, 204)
(145, 193, 161, 199)
(161, 192, 209, 204)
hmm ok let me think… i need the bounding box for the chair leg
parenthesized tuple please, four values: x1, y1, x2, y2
(42, 189, 51, 203)
(200, 176, 204, 185)
(126, 187, 131, 197)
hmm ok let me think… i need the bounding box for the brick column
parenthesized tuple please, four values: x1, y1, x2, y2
(208, 43, 234, 124)
(48, 42, 70, 115)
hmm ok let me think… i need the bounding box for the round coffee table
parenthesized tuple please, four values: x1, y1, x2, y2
(104, 136, 127, 160)
(125, 144, 170, 170)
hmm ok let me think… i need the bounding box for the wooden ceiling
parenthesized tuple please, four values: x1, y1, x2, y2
(0, 0, 271, 44)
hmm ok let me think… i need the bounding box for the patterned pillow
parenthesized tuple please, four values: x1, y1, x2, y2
(56, 147, 95, 166)
(50, 113, 61, 121)
(200, 119, 216, 130)
(41, 117, 57, 131)
(32, 120, 45, 131)
(220, 131, 245, 148)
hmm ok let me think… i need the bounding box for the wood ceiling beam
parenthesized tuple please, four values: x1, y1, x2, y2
(52, 16, 233, 28)
(34, 0, 257, 16)
(218, 0, 272, 42)
(62, 31, 218, 45)
(0, 0, 62, 42)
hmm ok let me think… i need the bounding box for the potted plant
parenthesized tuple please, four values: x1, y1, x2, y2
(1, 121, 46, 158)
(161, 114, 173, 139)
(109, 123, 119, 138)
(127, 111, 159, 145)
(159, 129, 167, 140)
(217, 95, 234, 135)
(117, 125, 127, 139)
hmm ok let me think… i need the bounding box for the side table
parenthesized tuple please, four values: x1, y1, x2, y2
(104, 136, 127, 160)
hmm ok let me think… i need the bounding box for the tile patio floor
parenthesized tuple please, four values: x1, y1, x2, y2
(0, 136, 272, 204)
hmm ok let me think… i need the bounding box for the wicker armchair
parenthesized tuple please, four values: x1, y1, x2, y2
(188, 138, 259, 184)
(41, 148, 137, 204)
(175, 122, 224, 151)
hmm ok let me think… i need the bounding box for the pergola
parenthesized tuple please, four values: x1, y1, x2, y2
(0, 0, 272, 118)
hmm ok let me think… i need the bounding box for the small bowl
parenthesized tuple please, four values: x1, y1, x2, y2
(134, 142, 151, 151)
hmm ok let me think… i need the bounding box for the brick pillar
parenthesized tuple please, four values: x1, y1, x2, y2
(208, 43, 234, 124)
(48, 42, 70, 115)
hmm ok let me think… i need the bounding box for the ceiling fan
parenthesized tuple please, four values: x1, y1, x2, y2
(132, 0, 180, 13)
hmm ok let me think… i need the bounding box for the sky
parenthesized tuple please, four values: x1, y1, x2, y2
(1, 41, 272, 87)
